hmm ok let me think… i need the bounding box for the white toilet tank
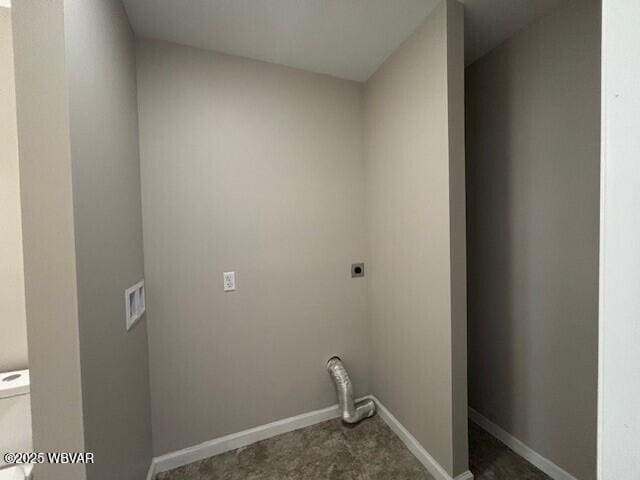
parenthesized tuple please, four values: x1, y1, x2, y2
(0, 370, 32, 470)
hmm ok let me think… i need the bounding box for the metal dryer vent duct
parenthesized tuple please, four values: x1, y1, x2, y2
(327, 356, 376, 424)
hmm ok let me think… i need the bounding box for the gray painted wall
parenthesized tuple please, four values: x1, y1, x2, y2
(12, 1, 87, 478)
(465, 1, 600, 479)
(136, 39, 369, 456)
(64, 1, 153, 479)
(0, 7, 28, 373)
(12, 1, 153, 479)
(364, 1, 468, 476)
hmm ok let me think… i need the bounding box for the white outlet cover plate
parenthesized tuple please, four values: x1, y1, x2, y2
(223, 272, 236, 292)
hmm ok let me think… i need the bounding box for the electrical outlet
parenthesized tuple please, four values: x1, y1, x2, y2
(223, 271, 236, 292)
(351, 263, 364, 278)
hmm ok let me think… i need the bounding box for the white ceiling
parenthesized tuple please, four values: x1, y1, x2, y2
(122, 0, 568, 82)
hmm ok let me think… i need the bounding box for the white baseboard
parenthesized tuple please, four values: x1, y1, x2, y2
(150, 396, 473, 480)
(146, 461, 156, 480)
(371, 395, 473, 480)
(152, 398, 368, 475)
(468, 407, 578, 480)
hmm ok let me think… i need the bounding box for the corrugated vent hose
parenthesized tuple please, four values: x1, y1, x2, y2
(327, 356, 376, 424)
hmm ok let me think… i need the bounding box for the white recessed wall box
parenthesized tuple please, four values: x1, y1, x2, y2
(125, 280, 146, 331)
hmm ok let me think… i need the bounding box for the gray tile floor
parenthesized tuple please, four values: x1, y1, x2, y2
(156, 415, 433, 480)
(156, 416, 552, 480)
(468, 421, 552, 480)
